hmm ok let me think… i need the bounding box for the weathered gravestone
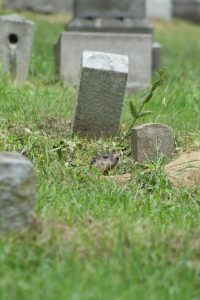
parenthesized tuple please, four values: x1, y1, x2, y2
(4, 0, 73, 13)
(55, 0, 161, 91)
(146, 0, 172, 21)
(72, 51, 128, 138)
(0, 14, 34, 81)
(131, 123, 174, 163)
(0, 152, 36, 230)
(173, 0, 200, 23)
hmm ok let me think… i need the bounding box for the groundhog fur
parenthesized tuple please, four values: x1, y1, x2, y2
(90, 152, 119, 175)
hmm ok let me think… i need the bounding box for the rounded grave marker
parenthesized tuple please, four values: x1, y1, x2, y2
(0, 152, 36, 230)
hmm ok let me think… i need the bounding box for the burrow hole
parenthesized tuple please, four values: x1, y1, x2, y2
(8, 33, 19, 45)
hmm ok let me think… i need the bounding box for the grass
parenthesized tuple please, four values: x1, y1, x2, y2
(0, 7, 200, 300)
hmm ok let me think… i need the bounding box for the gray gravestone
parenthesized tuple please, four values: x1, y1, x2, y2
(173, 0, 200, 23)
(59, 0, 160, 91)
(55, 32, 151, 91)
(0, 14, 34, 81)
(72, 51, 128, 138)
(4, 0, 73, 13)
(68, 0, 153, 34)
(131, 123, 174, 163)
(74, 0, 146, 19)
(0, 152, 36, 230)
(146, 0, 172, 21)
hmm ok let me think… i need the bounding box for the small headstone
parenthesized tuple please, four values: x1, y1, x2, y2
(0, 152, 36, 230)
(131, 123, 174, 163)
(146, 0, 172, 21)
(0, 14, 34, 81)
(72, 51, 128, 138)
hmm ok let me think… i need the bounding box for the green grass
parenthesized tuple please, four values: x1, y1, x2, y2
(0, 8, 200, 300)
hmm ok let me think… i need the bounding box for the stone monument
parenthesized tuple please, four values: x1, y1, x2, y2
(55, 0, 161, 91)
(69, 0, 153, 33)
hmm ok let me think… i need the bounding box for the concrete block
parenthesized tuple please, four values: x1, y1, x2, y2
(68, 18, 153, 34)
(72, 51, 128, 138)
(131, 123, 174, 163)
(0, 14, 34, 81)
(4, 0, 73, 13)
(73, 0, 146, 19)
(0, 152, 36, 230)
(152, 42, 162, 73)
(146, 0, 172, 21)
(55, 31, 152, 91)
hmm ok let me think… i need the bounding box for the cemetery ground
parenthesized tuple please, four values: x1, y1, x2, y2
(0, 8, 200, 300)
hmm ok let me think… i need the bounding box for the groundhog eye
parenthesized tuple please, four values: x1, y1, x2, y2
(103, 155, 109, 159)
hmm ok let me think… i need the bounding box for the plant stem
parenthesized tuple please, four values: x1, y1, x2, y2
(119, 103, 145, 146)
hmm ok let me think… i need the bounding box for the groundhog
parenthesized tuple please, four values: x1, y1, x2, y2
(90, 152, 119, 175)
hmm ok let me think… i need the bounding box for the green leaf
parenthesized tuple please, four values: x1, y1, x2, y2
(141, 70, 165, 104)
(129, 101, 138, 118)
(138, 111, 153, 118)
(152, 70, 165, 91)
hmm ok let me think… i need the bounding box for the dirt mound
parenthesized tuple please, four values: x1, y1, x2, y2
(164, 151, 200, 189)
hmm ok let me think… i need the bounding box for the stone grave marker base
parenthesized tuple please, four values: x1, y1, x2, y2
(67, 18, 153, 34)
(55, 31, 152, 92)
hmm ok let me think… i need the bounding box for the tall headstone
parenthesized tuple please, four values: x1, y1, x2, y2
(146, 0, 172, 21)
(0, 15, 34, 81)
(56, 0, 159, 91)
(4, 0, 73, 13)
(131, 123, 174, 163)
(72, 51, 128, 138)
(0, 152, 36, 230)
